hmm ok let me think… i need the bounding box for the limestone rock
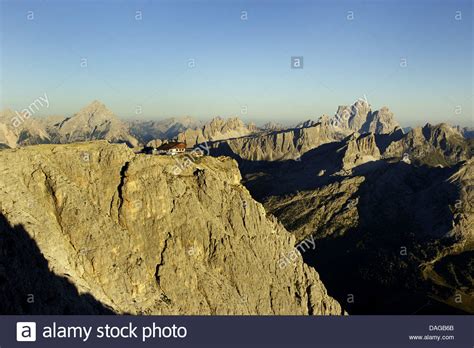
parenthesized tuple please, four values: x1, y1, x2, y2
(340, 133, 381, 171)
(332, 101, 400, 135)
(295, 120, 318, 128)
(51, 101, 138, 147)
(384, 123, 473, 166)
(0, 141, 343, 315)
(209, 122, 348, 161)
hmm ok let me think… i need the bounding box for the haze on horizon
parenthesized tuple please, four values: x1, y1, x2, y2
(0, 0, 472, 128)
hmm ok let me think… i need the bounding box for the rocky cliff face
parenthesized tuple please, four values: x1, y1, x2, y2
(0, 141, 343, 315)
(365, 107, 400, 134)
(340, 133, 381, 171)
(209, 123, 348, 161)
(332, 101, 400, 134)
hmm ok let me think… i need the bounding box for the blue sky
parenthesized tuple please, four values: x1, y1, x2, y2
(0, 0, 472, 127)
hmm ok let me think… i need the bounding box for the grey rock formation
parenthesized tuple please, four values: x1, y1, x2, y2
(177, 117, 257, 148)
(340, 133, 381, 171)
(0, 141, 343, 315)
(203, 102, 401, 162)
(332, 100, 400, 134)
(51, 101, 138, 147)
(384, 123, 473, 166)
(209, 123, 348, 161)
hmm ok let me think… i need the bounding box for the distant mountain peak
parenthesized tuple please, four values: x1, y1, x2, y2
(330, 101, 399, 135)
(75, 100, 113, 118)
(51, 101, 138, 146)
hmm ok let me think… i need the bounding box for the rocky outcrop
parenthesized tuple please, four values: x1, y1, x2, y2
(365, 107, 400, 134)
(0, 141, 343, 315)
(340, 133, 381, 171)
(333, 100, 373, 132)
(210, 123, 348, 161)
(384, 123, 473, 166)
(332, 100, 400, 135)
(51, 101, 138, 147)
(177, 117, 257, 148)
(203, 101, 401, 162)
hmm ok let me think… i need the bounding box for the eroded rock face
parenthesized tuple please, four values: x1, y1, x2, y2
(384, 123, 473, 166)
(0, 141, 343, 315)
(341, 133, 381, 171)
(210, 123, 348, 161)
(204, 102, 401, 162)
(333, 101, 400, 135)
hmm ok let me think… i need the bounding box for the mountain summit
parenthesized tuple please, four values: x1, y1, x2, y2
(0, 141, 343, 315)
(332, 100, 400, 134)
(51, 101, 138, 147)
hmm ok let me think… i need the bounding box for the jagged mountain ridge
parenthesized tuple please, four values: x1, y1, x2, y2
(331, 100, 400, 134)
(128, 116, 202, 144)
(177, 116, 258, 148)
(2, 100, 470, 156)
(209, 122, 349, 161)
(0, 101, 140, 148)
(383, 123, 473, 166)
(206, 102, 402, 162)
(0, 141, 343, 315)
(239, 122, 473, 314)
